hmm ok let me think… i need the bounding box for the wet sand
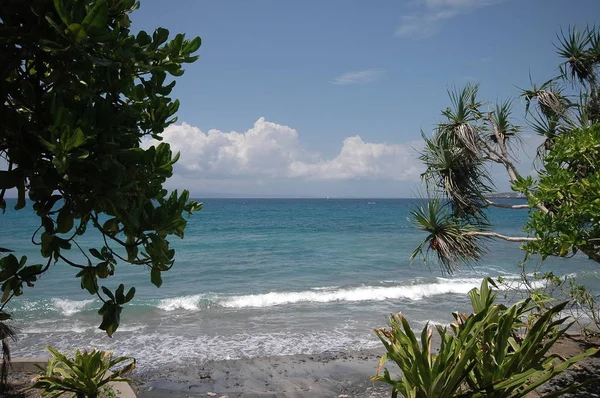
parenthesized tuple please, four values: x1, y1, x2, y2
(133, 335, 600, 398)
(134, 348, 392, 398)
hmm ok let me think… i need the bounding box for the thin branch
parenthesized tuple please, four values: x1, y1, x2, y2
(483, 198, 530, 209)
(482, 117, 522, 183)
(57, 254, 87, 269)
(0, 293, 15, 313)
(483, 155, 503, 163)
(90, 213, 129, 247)
(466, 231, 537, 242)
(484, 115, 551, 215)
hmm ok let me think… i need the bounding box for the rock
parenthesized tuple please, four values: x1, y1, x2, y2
(207, 393, 216, 397)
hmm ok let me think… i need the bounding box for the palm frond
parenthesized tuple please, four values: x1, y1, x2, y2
(440, 83, 485, 155)
(419, 131, 494, 221)
(410, 199, 486, 274)
(519, 78, 565, 117)
(555, 26, 596, 86)
(489, 98, 520, 144)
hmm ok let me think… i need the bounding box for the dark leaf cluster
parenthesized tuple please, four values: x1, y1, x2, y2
(0, 0, 202, 335)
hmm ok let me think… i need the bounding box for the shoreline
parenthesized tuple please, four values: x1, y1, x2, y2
(134, 348, 392, 398)
(133, 335, 600, 397)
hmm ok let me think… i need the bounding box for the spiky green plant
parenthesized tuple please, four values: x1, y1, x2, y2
(373, 279, 598, 398)
(28, 346, 135, 398)
(410, 199, 484, 274)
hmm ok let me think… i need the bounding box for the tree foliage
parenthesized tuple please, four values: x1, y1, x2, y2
(412, 26, 600, 273)
(0, 0, 202, 336)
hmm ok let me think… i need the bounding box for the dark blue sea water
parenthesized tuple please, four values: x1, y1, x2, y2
(2, 198, 598, 370)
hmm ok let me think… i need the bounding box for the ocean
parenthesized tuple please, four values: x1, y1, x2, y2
(2, 198, 599, 370)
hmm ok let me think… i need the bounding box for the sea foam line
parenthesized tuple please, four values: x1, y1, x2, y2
(157, 277, 495, 311)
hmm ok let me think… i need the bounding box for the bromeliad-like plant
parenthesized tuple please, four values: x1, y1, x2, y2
(373, 279, 598, 398)
(372, 311, 482, 398)
(28, 346, 135, 398)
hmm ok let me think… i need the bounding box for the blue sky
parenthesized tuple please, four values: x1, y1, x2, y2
(131, 0, 599, 197)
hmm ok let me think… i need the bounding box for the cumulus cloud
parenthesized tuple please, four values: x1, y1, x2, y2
(144, 118, 421, 183)
(332, 69, 385, 85)
(396, 0, 504, 38)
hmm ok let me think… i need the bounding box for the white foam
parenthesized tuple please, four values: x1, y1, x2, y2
(219, 280, 479, 308)
(51, 298, 94, 316)
(154, 277, 538, 311)
(23, 325, 90, 334)
(11, 327, 380, 371)
(157, 294, 203, 311)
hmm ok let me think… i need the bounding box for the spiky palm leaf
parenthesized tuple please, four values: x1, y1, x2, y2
(410, 199, 485, 274)
(555, 26, 596, 86)
(520, 77, 572, 122)
(439, 83, 484, 156)
(488, 99, 520, 144)
(419, 132, 493, 220)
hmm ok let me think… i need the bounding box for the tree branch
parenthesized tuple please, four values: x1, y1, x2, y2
(484, 116, 551, 215)
(483, 198, 530, 209)
(466, 231, 537, 242)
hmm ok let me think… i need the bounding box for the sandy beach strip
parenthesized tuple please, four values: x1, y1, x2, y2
(134, 348, 393, 398)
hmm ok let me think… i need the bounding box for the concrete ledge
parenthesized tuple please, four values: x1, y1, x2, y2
(11, 357, 137, 398)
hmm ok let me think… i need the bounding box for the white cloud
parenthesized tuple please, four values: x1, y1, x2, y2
(332, 69, 384, 85)
(396, 0, 503, 38)
(144, 118, 421, 184)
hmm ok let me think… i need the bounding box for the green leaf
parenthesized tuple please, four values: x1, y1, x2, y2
(124, 287, 136, 303)
(67, 23, 87, 42)
(53, 0, 70, 25)
(101, 286, 115, 301)
(96, 262, 109, 278)
(150, 267, 162, 288)
(81, 0, 108, 33)
(153, 27, 169, 46)
(56, 207, 74, 234)
(115, 284, 125, 304)
(183, 37, 201, 54)
(89, 248, 103, 260)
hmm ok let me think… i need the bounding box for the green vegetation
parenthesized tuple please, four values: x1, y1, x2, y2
(373, 279, 597, 397)
(374, 26, 600, 397)
(0, 0, 201, 335)
(29, 346, 135, 398)
(411, 26, 600, 272)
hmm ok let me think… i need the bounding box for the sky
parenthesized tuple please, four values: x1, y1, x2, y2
(130, 0, 600, 198)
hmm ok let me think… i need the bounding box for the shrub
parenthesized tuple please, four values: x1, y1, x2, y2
(29, 346, 135, 398)
(373, 279, 598, 397)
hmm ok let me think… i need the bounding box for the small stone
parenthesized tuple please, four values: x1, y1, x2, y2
(338, 395, 349, 398)
(218, 396, 228, 398)
(207, 393, 217, 397)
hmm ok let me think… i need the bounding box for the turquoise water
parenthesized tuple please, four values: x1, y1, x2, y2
(2, 198, 599, 369)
